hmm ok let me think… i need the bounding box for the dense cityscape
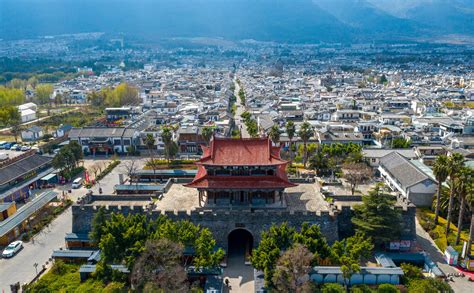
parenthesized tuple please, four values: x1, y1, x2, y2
(0, 2, 474, 292)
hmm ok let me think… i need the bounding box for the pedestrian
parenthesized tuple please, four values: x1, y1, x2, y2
(224, 278, 230, 287)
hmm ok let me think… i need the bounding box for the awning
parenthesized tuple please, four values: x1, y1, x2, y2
(40, 173, 57, 181)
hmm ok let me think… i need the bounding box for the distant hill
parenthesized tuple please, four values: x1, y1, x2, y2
(0, 0, 472, 43)
(366, 0, 474, 36)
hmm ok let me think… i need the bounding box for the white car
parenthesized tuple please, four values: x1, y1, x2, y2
(21, 146, 31, 151)
(2, 241, 23, 258)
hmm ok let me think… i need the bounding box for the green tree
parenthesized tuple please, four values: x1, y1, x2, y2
(193, 228, 225, 268)
(286, 121, 296, 164)
(390, 137, 411, 148)
(0, 86, 25, 105)
(251, 222, 330, 287)
(298, 121, 314, 168)
(309, 151, 329, 176)
(330, 232, 373, 292)
(322, 283, 345, 292)
(407, 278, 453, 293)
(400, 263, 423, 284)
(144, 133, 157, 176)
(36, 84, 54, 115)
(468, 190, 474, 255)
(268, 124, 282, 145)
(201, 126, 214, 146)
(433, 155, 449, 225)
(352, 186, 402, 246)
(246, 118, 259, 138)
(161, 126, 174, 165)
(8, 78, 27, 90)
(445, 153, 464, 236)
(455, 167, 473, 245)
(377, 284, 399, 293)
(90, 207, 109, 243)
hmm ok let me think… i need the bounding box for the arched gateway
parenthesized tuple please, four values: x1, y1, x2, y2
(228, 228, 254, 264)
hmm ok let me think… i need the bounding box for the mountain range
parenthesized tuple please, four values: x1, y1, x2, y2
(0, 0, 473, 43)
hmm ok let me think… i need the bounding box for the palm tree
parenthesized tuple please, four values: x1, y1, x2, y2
(268, 124, 281, 145)
(445, 153, 465, 236)
(201, 126, 214, 146)
(455, 168, 473, 245)
(144, 133, 156, 176)
(286, 121, 296, 164)
(433, 155, 449, 225)
(468, 191, 474, 255)
(161, 126, 173, 165)
(298, 121, 314, 169)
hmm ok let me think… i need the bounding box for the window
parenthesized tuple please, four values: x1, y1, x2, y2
(123, 139, 131, 146)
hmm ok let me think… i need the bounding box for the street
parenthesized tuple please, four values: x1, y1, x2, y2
(0, 208, 71, 291)
(0, 158, 135, 291)
(233, 79, 250, 139)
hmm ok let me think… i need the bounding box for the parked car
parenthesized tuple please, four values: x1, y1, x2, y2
(3, 143, 13, 149)
(72, 178, 83, 189)
(10, 144, 18, 150)
(15, 145, 22, 151)
(21, 145, 31, 151)
(0, 141, 7, 149)
(2, 241, 23, 258)
(0, 152, 9, 161)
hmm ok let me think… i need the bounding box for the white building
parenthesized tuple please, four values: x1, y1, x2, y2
(18, 103, 37, 123)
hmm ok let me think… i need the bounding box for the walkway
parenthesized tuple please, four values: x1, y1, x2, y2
(223, 253, 255, 292)
(233, 79, 250, 138)
(415, 219, 471, 292)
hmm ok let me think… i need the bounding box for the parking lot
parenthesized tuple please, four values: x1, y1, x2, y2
(0, 148, 31, 161)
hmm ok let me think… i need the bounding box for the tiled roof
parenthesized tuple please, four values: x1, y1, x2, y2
(69, 127, 136, 138)
(379, 152, 434, 189)
(198, 138, 286, 166)
(0, 154, 52, 186)
(185, 175, 295, 189)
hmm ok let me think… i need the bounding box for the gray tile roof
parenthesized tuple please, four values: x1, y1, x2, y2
(363, 149, 416, 159)
(0, 191, 57, 237)
(379, 152, 434, 189)
(0, 155, 52, 186)
(69, 127, 137, 139)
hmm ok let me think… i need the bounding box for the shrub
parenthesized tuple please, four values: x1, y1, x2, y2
(51, 260, 68, 275)
(103, 282, 126, 293)
(408, 278, 453, 293)
(322, 283, 345, 293)
(400, 263, 423, 284)
(377, 284, 399, 293)
(351, 284, 374, 293)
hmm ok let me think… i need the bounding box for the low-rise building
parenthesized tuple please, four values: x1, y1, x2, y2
(69, 127, 140, 155)
(378, 152, 436, 207)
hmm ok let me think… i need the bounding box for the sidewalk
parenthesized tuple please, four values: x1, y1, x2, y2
(415, 219, 472, 292)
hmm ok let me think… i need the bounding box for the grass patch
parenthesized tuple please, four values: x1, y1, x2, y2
(416, 208, 472, 254)
(144, 159, 197, 170)
(24, 261, 124, 292)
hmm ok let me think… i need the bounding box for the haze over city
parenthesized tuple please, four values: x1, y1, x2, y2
(0, 1, 473, 292)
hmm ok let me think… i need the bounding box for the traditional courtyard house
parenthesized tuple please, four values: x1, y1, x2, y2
(177, 126, 206, 155)
(69, 127, 139, 155)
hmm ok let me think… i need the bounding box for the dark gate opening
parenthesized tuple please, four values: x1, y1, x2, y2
(228, 229, 253, 263)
